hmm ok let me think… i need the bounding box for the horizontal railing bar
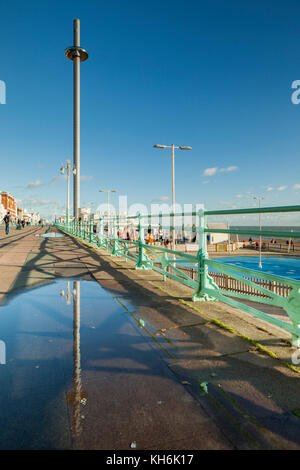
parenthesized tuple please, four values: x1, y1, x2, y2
(116, 225, 299, 237)
(204, 205, 300, 216)
(204, 228, 300, 238)
(140, 243, 198, 260)
(99, 205, 300, 220)
(203, 287, 299, 337)
(140, 212, 197, 219)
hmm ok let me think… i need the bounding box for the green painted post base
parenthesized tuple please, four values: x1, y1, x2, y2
(161, 252, 169, 281)
(111, 240, 123, 257)
(192, 290, 217, 302)
(292, 332, 300, 348)
(192, 255, 219, 302)
(135, 250, 153, 270)
(135, 262, 153, 270)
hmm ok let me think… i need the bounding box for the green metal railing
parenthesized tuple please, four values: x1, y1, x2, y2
(56, 204, 300, 346)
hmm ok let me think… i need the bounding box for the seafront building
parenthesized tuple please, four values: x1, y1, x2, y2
(0, 191, 17, 219)
(0, 202, 6, 222)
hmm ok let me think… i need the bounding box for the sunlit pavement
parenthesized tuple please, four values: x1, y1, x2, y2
(0, 226, 300, 450)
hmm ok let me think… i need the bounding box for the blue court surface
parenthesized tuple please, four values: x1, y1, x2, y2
(209, 256, 300, 280)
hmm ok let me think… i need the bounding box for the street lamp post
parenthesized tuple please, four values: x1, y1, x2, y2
(153, 144, 192, 251)
(253, 196, 265, 269)
(53, 201, 57, 224)
(60, 160, 76, 227)
(65, 19, 89, 219)
(99, 190, 117, 237)
(99, 190, 117, 218)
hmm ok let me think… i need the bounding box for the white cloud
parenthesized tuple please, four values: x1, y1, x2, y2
(23, 197, 54, 207)
(203, 167, 218, 176)
(277, 185, 287, 191)
(293, 184, 300, 190)
(235, 194, 243, 198)
(80, 175, 93, 182)
(49, 175, 67, 186)
(203, 166, 238, 176)
(26, 179, 44, 189)
(266, 187, 273, 191)
(219, 166, 239, 173)
(218, 201, 233, 206)
(152, 196, 169, 202)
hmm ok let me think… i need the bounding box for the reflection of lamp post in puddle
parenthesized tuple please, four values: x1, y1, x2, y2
(60, 280, 72, 304)
(61, 280, 88, 437)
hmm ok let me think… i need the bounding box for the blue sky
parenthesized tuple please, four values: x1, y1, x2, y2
(1, 0, 300, 224)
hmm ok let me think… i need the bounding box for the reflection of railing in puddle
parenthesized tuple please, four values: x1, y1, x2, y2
(61, 280, 88, 436)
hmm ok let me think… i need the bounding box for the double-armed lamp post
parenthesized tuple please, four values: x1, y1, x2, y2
(153, 144, 192, 251)
(99, 190, 117, 220)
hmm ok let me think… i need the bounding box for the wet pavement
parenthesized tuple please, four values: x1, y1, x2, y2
(0, 226, 300, 450)
(0, 278, 232, 450)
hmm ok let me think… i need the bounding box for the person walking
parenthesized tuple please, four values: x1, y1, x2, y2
(3, 211, 10, 235)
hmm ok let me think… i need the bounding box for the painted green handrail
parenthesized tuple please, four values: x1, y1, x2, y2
(56, 203, 300, 346)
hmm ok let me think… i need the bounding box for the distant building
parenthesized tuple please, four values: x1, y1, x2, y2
(22, 210, 40, 224)
(206, 223, 229, 244)
(79, 207, 91, 221)
(17, 207, 24, 220)
(0, 192, 17, 218)
(0, 202, 5, 222)
(31, 212, 40, 225)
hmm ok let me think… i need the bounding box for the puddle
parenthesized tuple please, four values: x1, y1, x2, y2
(36, 232, 65, 238)
(0, 278, 175, 449)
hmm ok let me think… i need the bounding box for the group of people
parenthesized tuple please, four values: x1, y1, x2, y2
(248, 237, 294, 247)
(16, 218, 27, 229)
(2, 211, 28, 235)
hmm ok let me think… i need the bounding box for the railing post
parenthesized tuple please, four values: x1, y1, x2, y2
(161, 252, 169, 281)
(135, 213, 152, 270)
(192, 208, 218, 301)
(111, 215, 121, 256)
(83, 219, 87, 240)
(97, 216, 103, 248)
(285, 288, 300, 347)
(89, 215, 93, 243)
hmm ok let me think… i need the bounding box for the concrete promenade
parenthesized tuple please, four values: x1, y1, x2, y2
(0, 225, 300, 450)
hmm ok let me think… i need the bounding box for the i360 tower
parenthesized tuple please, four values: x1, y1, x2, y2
(65, 19, 89, 219)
